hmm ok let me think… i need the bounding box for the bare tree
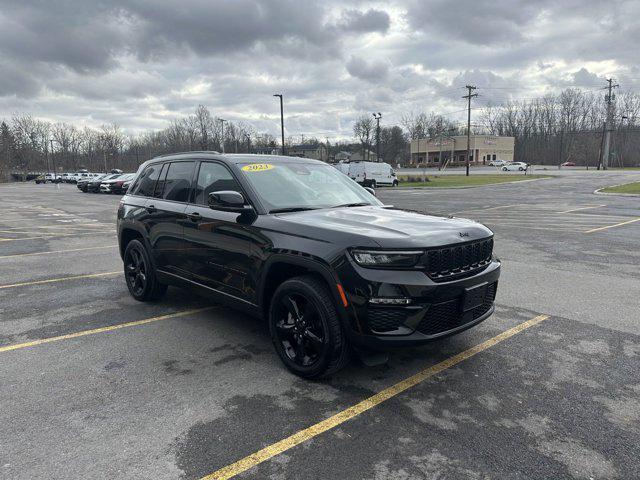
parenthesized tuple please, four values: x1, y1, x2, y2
(353, 115, 374, 160)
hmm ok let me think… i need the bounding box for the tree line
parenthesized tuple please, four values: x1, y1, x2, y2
(2, 88, 639, 180)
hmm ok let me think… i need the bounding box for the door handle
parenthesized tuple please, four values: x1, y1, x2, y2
(188, 212, 201, 222)
(146, 204, 157, 213)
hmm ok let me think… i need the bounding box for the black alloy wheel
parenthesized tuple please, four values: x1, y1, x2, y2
(274, 292, 325, 368)
(269, 275, 350, 378)
(125, 246, 147, 297)
(123, 239, 167, 301)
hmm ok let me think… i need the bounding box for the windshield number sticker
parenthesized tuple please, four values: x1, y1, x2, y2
(242, 163, 274, 172)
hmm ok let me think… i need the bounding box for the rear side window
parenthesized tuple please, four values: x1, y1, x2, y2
(194, 162, 241, 205)
(131, 164, 162, 197)
(161, 161, 195, 202)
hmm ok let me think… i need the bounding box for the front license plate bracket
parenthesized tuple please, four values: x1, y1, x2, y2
(462, 282, 488, 311)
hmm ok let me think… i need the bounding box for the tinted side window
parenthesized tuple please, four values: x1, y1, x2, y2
(132, 164, 162, 197)
(162, 161, 195, 202)
(153, 163, 169, 198)
(194, 162, 241, 205)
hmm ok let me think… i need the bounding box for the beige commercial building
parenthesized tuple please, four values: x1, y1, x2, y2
(410, 135, 515, 166)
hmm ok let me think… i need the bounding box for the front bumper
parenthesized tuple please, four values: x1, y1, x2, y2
(337, 259, 501, 348)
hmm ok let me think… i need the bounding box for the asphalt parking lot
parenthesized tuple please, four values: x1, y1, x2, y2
(1, 172, 640, 480)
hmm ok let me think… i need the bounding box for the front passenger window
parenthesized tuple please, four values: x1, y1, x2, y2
(194, 162, 242, 205)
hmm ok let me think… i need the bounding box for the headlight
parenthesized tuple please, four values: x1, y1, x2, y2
(351, 250, 423, 268)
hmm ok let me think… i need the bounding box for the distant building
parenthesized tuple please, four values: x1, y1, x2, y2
(254, 145, 279, 155)
(288, 143, 328, 161)
(334, 151, 352, 162)
(410, 135, 515, 166)
(350, 149, 378, 162)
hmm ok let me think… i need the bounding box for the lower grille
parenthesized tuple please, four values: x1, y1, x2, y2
(416, 282, 497, 336)
(368, 309, 407, 332)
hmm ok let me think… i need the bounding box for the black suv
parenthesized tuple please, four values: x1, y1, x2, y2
(117, 153, 500, 378)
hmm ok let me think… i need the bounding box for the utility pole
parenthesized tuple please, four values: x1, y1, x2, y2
(463, 85, 478, 176)
(601, 78, 618, 170)
(219, 119, 226, 153)
(373, 112, 382, 162)
(273, 94, 285, 155)
(245, 134, 251, 153)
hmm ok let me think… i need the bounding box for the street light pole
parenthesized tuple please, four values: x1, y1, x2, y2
(273, 94, 285, 155)
(372, 113, 382, 162)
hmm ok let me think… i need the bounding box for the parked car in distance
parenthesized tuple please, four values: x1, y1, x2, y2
(121, 179, 133, 193)
(101, 173, 134, 194)
(561, 161, 576, 167)
(77, 174, 104, 192)
(502, 162, 528, 171)
(348, 161, 398, 187)
(117, 153, 500, 378)
(489, 159, 507, 167)
(87, 173, 120, 192)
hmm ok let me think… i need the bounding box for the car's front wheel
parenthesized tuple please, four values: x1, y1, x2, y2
(502, 167, 508, 171)
(123, 239, 167, 301)
(269, 275, 350, 378)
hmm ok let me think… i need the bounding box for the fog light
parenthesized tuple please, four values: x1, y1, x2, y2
(369, 297, 412, 305)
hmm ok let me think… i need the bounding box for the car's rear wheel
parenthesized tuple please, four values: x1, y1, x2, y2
(269, 275, 350, 378)
(518, 167, 524, 171)
(502, 167, 508, 171)
(123, 239, 167, 301)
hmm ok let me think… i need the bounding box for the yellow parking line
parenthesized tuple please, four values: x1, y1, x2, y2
(0, 245, 117, 260)
(0, 271, 121, 290)
(201, 314, 551, 480)
(585, 217, 640, 233)
(558, 205, 605, 214)
(0, 307, 216, 353)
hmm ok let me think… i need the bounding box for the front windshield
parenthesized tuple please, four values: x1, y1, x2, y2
(238, 162, 382, 212)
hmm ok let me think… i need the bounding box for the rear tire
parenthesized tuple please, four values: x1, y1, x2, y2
(123, 239, 167, 301)
(502, 167, 508, 171)
(269, 275, 350, 378)
(371, 180, 377, 188)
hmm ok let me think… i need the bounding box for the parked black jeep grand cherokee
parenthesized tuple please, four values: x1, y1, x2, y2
(117, 153, 500, 378)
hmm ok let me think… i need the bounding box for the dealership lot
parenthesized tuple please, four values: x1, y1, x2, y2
(1, 172, 640, 479)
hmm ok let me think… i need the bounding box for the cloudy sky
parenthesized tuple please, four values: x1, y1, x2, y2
(0, 0, 638, 140)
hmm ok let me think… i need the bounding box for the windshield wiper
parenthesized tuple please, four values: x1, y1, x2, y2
(330, 202, 371, 208)
(269, 207, 319, 214)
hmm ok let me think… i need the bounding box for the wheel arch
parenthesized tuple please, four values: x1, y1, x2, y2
(258, 254, 348, 323)
(118, 224, 147, 260)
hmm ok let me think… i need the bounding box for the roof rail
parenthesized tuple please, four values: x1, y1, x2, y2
(153, 150, 221, 159)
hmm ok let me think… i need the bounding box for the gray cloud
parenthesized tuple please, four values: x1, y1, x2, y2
(337, 9, 390, 33)
(346, 56, 390, 81)
(0, 0, 637, 138)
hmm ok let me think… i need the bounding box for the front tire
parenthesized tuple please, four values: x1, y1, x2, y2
(502, 167, 508, 171)
(269, 275, 350, 378)
(123, 239, 167, 301)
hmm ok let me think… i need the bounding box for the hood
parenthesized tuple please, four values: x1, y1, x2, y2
(273, 206, 492, 249)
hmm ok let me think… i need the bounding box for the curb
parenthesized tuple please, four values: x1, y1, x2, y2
(394, 176, 552, 191)
(594, 184, 640, 197)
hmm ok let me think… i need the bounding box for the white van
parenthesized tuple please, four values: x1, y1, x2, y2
(348, 161, 398, 188)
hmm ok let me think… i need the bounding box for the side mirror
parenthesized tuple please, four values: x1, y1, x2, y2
(364, 187, 376, 196)
(208, 191, 253, 212)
